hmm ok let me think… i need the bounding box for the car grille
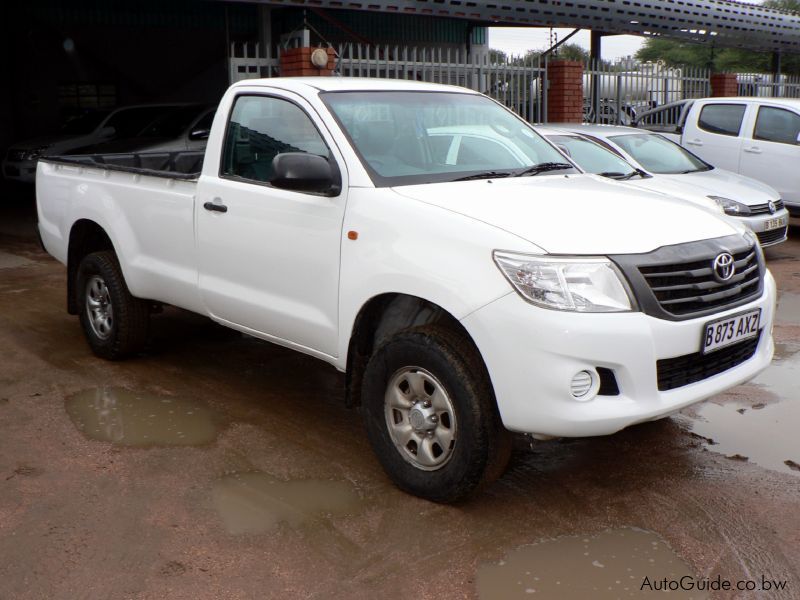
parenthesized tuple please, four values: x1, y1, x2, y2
(756, 226, 788, 247)
(637, 246, 760, 317)
(6, 149, 26, 162)
(657, 331, 761, 391)
(610, 235, 764, 321)
(749, 199, 784, 215)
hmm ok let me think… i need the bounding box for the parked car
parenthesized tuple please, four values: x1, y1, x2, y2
(538, 125, 789, 247)
(634, 97, 800, 220)
(37, 78, 775, 502)
(2, 104, 193, 183)
(555, 124, 789, 247)
(74, 105, 215, 155)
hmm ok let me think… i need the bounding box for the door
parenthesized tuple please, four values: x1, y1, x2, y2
(682, 101, 747, 171)
(196, 92, 347, 357)
(738, 104, 800, 206)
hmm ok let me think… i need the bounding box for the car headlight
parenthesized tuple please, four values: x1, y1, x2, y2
(21, 146, 48, 161)
(493, 251, 637, 312)
(709, 196, 751, 216)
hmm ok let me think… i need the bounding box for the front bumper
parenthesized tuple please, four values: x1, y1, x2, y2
(461, 270, 776, 438)
(737, 209, 790, 247)
(2, 159, 37, 183)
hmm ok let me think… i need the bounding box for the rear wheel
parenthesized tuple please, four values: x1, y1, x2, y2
(361, 325, 511, 503)
(76, 251, 149, 360)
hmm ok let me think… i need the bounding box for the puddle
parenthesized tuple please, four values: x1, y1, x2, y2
(776, 292, 800, 325)
(65, 387, 217, 446)
(688, 348, 800, 476)
(0, 250, 33, 269)
(477, 528, 705, 599)
(211, 472, 360, 535)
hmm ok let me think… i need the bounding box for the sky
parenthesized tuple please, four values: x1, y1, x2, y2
(488, 28, 644, 61)
(487, 0, 765, 61)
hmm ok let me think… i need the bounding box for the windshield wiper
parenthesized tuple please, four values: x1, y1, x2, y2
(599, 170, 640, 180)
(513, 162, 574, 177)
(678, 166, 713, 174)
(452, 170, 514, 182)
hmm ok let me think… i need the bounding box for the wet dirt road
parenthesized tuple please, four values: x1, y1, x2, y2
(1, 193, 799, 599)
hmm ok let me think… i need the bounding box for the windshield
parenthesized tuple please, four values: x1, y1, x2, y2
(547, 134, 639, 179)
(105, 107, 176, 138)
(610, 133, 710, 174)
(321, 91, 576, 186)
(59, 110, 111, 135)
(138, 106, 207, 138)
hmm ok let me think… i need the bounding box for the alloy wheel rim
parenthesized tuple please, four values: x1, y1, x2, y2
(85, 275, 114, 340)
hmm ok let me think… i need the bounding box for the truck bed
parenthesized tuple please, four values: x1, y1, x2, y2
(42, 150, 205, 180)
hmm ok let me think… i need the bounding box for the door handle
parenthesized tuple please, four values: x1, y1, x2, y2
(203, 199, 228, 213)
(686, 138, 703, 146)
(743, 146, 762, 154)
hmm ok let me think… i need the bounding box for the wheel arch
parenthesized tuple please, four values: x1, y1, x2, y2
(344, 293, 490, 408)
(66, 219, 117, 315)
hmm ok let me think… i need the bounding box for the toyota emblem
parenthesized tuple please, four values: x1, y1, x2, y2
(713, 252, 735, 282)
(768, 200, 777, 214)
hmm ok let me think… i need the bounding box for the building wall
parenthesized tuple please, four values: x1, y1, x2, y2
(3, 0, 257, 148)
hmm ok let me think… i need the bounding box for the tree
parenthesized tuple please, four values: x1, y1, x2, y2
(635, 0, 800, 74)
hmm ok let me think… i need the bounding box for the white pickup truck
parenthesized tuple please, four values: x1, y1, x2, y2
(635, 97, 800, 220)
(37, 78, 776, 502)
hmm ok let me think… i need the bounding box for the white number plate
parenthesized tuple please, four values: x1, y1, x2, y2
(702, 309, 761, 354)
(764, 216, 787, 231)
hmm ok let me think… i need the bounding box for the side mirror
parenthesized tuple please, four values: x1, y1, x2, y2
(189, 128, 211, 141)
(97, 126, 116, 137)
(271, 153, 340, 195)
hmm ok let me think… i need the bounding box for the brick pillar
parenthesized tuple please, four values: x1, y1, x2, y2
(280, 47, 336, 77)
(710, 73, 739, 97)
(547, 60, 584, 123)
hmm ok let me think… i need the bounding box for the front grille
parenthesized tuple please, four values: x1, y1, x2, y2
(637, 246, 760, 317)
(657, 331, 761, 391)
(749, 199, 784, 215)
(757, 226, 788, 247)
(6, 149, 26, 162)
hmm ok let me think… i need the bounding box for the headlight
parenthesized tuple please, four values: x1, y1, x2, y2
(21, 146, 48, 161)
(493, 251, 637, 312)
(709, 196, 751, 216)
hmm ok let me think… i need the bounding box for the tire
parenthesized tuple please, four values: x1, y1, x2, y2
(361, 325, 512, 503)
(76, 251, 149, 360)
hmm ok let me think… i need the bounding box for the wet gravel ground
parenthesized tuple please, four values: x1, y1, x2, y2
(1, 187, 799, 599)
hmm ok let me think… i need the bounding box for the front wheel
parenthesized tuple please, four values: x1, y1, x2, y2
(76, 251, 149, 360)
(361, 325, 511, 503)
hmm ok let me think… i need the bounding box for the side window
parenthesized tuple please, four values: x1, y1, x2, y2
(697, 104, 746, 136)
(221, 95, 330, 184)
(754, 106, 800, 145)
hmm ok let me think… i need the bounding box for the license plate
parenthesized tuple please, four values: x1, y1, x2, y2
(702, 309, 761, 354)
(764, 216, 787, 231)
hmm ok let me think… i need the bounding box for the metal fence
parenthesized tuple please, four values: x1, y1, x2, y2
(229, 42, 547, 122)
(334, 44, 546, 123)
(583, 60, 711, 125)
(736, 73, 800, 98)
(229, 42, 279, 83)
(229, 43, 800, 126)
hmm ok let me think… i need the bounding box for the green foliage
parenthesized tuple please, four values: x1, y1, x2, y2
(636, 0, 800, 74)
(556, 43, 589, 62)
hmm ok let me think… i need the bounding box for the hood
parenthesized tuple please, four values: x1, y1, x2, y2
(658, 169, 780, 205)
(391, 174, 743, 255)
(74, 137, 180, 155)
(10, 133, 112, 155)
(622, 176, 724, 212)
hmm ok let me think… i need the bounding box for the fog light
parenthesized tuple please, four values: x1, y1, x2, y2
(570, 370, 594, 399)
